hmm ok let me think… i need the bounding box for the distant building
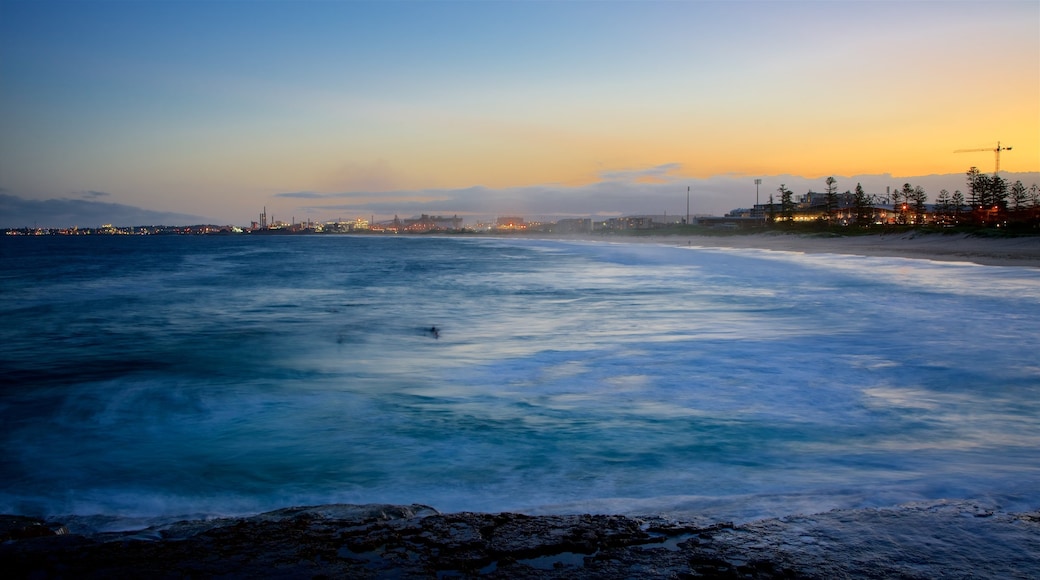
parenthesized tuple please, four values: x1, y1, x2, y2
(696, 214, 767, 229)
(496, 217, 526, 230)
(324, 217, 370, 233)
(597, 214, 689, 231)
(551, 218, 592, 234)
(404, 214, 463, 232)
(738, 189, 912, 226)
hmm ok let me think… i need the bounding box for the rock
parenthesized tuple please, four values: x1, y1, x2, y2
(2, 502, 1038, 578)
(0, 506, 721, 579)
(0, 515, 68, 541)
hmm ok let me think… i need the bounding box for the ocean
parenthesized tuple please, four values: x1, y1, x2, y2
(2, 234, 1039, 530)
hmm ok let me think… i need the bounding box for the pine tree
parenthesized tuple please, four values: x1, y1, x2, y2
(989, 175, 1008, 211)
(853, 183, 871, 226)
(900, 183, 914, 224)
(778, 185, 794, 223)
(824, 177, 838, 224)
(910, 186, 927, 225)
(951, 191, 966, 222)
(966, 167, 987, 209)
(1010, 180, 1028, 212)
(936, 189, 951, 225)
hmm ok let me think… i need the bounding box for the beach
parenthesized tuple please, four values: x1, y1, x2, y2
(589, 231, 1040, 268)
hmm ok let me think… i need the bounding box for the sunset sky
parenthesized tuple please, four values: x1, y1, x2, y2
(1, 0, 1038, 227)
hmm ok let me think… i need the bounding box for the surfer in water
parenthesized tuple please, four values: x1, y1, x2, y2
(429, 326, 440, 339)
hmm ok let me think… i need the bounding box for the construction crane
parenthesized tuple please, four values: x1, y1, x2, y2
(954, 141, 1012, 175)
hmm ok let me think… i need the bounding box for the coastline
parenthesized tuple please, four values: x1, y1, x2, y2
(543, 231, 1040, 268)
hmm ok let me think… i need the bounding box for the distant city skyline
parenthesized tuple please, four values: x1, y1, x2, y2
(1, 1, 1037, 228)
(4, 168, 1040, 229)
(4, 168, 1039, 229)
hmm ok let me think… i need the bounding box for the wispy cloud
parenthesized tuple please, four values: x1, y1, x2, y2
(281, 164, 702, 219)
(277, 169, 1040, 222)
(275, 191, 327, 199)
(0, 193, 210, 228)
(598, 163, 684, 183)
(275, 190, 388, 200)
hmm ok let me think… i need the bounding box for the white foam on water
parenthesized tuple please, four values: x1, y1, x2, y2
(1, 235, 1038, 530)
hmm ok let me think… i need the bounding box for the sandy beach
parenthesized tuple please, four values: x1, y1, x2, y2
(576, 232, 1040, 268)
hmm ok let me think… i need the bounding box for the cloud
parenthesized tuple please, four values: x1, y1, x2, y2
(279, 169, 1040, 223)
(275, 191, 327, 199)
(275, 190, 378, 200)
(0, 193, 210, 228)
(598, 163, 684, 183)
(291, 180, 707, 220)
(290, 168, 752, 220)
(81, 190, 111, 199)
(331, 159, 402, 192)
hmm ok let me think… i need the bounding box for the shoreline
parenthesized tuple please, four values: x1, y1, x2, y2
(8, 230, 1039, 268)
(538, 231, 1040, 268)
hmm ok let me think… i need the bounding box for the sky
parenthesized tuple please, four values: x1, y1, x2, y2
(1, 0, 1038, 227)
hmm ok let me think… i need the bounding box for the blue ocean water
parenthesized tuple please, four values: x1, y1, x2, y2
(2, 235, 1039, 526)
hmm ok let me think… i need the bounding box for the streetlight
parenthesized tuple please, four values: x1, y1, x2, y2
(754, 179, 762, 207)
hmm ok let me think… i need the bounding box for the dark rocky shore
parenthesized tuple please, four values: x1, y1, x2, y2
(3, 501, 1039, 579)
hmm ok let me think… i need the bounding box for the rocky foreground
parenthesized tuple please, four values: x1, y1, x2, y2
(3, 502, 1039, 579)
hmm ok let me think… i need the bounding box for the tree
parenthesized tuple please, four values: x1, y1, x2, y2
(965, 167, 1002, 224)
(1031, 184, 1040, 227)
(853, 183, 871, 226)
(767, 194, 777, 223)
(1010, 180, 1028, 212)
(899, 183, 914, 224)
(778, 184, 794, 223)
(951, 190, 966, 222)
(824, 177, 838, 223)
(966, 166, 985, 209)
(936, 189, 951, 225)
(989, 174, 1008, 212)
(910, 186, 927, 225)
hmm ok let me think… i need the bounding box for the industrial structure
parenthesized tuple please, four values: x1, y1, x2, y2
(955, 142, 1013, 175)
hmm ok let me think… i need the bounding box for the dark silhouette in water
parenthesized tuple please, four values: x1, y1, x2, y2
(429, 326, 439, 339)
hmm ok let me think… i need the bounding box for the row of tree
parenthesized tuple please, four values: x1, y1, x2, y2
(767, 168, 1040, 230)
